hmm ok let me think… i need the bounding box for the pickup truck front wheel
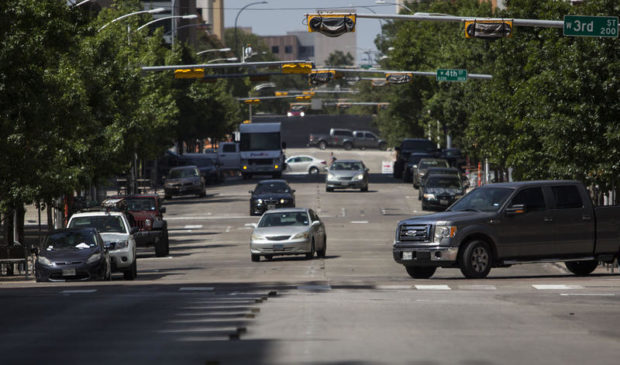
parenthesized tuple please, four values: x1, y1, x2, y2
(565, 260, 598, 276)
(405, 266, 436, 279)
(460, 240, 492, 278)
(318, 141, 327, 150)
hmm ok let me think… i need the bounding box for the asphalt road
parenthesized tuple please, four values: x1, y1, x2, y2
(1, 148, 619, 364)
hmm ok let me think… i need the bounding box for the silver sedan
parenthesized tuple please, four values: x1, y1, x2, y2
(325, 159, 369, 192)
(284, 155, 328, 175)
(250, 208, 326, 262)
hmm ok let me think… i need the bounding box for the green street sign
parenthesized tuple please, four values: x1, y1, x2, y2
(436, 69, 467, 82)
(564, 15, 618, 38)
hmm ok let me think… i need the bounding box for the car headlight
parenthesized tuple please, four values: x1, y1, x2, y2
(292, 231, 309, 239)
(110, 240, 129, 249)
(455, 194, 463, 199)
(434, 224, 457, 243)
(257, 199, 263, 204)
(87, 253, 102, 264)
(423, 193, 436, 200)
(251, 232, 265, 240)
(280, 198, 287, 204)
(419, 171, 426, 177)
(353, 173, 364, 181)
(37, 256, 52, 266)
(327, 173, 336, 180)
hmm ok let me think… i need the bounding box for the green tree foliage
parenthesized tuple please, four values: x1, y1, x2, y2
(325, 50, 355, 66)
(370, 0, 619, 189)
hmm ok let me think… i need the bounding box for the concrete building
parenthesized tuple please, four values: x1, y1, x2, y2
(196, 0, 225, 42)
(260, 31, 357, 67)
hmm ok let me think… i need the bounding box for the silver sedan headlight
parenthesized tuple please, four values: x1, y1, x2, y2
(292, 231, 309, 239)
(352, 173, 364, 181)
(327, 173, 336, 180)
(251, 232, 265, 240)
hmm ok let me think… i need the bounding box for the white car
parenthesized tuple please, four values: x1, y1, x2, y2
(67, 211, 138, 280)
(285, 155, 327, 175)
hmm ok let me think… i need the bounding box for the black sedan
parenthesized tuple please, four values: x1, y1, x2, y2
(34, 228, 111, 282)
(420, 174, 465, 211)
(249, 179, 296, 216)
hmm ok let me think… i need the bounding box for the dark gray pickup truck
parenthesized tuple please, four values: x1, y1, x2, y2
(393, 180, 620, 279)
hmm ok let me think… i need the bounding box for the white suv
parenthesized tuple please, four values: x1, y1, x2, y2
(67, 211, 137, 280)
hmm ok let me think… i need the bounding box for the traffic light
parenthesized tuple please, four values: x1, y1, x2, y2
(309, 70, 341, 85)
(296, 95, 312, 101)
(244, 99, 260, 105)
(307, 13, 356, 37)
(281, 63, 313, 74)
(386, 73, 413, 84)
(465, 20, 513, 39)
(174, 68, 205, 79)
(275, 91, 289, 96)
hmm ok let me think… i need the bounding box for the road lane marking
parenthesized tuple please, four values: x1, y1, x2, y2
(533, 284, 584, 290)
(341, 208, 346, 217)
(60, 289, 97, 294)
(184, 225, 203, 229)
(226, 226, 231, 233)
(350, 221, 368, 224)
(560, 293, 615, 297)
(179, 287, 215, 292)
(376, 285, 413, 290)
(415, 285, 451, 290)
(458, 285, 497, 290)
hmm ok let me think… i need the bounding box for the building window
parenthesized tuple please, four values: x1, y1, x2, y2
(271, 46, 279, 54)
(284, 45, 293, 54)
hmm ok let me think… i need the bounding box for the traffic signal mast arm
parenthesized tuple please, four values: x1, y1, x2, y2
(315, 68, 492, 80)
(141, 60, 313, 72)
(353, 13, 564, 29)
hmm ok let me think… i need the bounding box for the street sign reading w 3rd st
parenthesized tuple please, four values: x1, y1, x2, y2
(436, 69, 467, 82)
(564, 15, 618, 38)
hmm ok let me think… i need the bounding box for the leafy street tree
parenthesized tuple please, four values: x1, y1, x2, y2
(325, 50, 355, 67)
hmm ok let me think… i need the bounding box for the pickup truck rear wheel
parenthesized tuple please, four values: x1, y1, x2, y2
(343, 142, 352, 151)
(460, 240, 492, 278)
(565, 260, 598, 276)
(318, 141, 327, 150)
(405, 266, 436, 279)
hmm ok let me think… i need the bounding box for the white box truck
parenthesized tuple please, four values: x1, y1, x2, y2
(239, 122, 285, 179)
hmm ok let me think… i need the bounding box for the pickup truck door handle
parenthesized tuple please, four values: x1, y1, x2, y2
(582, 215, 592, 221)
(544, 217, 553, 222)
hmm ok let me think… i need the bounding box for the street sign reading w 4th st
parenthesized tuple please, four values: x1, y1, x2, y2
(436, 69, 467, 82)
(564, 15, 618, 38)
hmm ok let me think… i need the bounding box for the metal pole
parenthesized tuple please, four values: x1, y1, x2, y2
(171, 0, 176, 49)
(249, 104, 253, 122)
(234, 2, 268, 60)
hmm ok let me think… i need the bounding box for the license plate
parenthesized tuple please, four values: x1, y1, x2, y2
(440, 199, 449, 205)
(267, 204, 276, 210)
(62, 269, 76, 276)
(402, 251, 413, 260)
(273, 244, 283, 250)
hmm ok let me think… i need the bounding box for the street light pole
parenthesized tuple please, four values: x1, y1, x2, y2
(137, 14, 197, 32)
(234, 1, 267, 60)
(98, 8, 165, 32)
(196, 48, 231, 56)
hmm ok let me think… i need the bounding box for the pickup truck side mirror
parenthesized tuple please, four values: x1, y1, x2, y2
(281, 142, 287, 149)
(159, 207, 166, 214)
(365, 168, 369, 172)
(505, 204, 526, 216)
(249, 190, 253, 194)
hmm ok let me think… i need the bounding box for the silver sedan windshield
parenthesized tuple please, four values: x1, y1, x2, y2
(258, 212, 309, 227)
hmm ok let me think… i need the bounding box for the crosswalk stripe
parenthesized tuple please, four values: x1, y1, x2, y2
(533, 284, 584, 290)
(415, 285, 451, 290)
(458, 285, 497, 290)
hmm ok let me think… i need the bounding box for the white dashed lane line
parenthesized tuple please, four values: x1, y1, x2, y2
(414, 285, 451, 291)
(533, 284, 584, 290)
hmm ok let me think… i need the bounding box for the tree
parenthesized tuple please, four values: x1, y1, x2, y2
(325, 50, 354, 67)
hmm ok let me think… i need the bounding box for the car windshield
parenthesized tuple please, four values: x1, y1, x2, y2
(124, 198, 156, 211)
(43, 231, 97, 250)
(427, 177, 461, 189)
(428, 168, 457, 176)
(69, 216, 127, 233)
(449, 187, 513, 213)
(169, 168, 197, 179)
(255, 182, 291, 194)
(258, 212, 309, 227)
(331, 161, 363, 171)
(420, 160, 449, 169)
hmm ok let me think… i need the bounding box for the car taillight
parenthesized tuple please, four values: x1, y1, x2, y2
(321, 161, 326, 164)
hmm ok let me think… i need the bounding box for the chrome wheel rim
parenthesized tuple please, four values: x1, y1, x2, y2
(471, 246, 489, 272)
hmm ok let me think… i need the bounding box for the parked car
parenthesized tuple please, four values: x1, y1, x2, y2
(250, 208, 326, 262)
(308, 128, 355, 150)
(249, 179, 296, 216)
(393, 138, 440, 179)
(441, 147, 466, 169)
(181, 153, 224, 184)
(326, 159, 369, 192)
(110, 195, 169, 257)
(34, 228, 111, 282)
(413, 158, 450, 188)
(163, 165, 205, 199)
(67, 209, 138, 280)
(287, 105, 306, 117)
(393, 180, 620, 279)
(352, 130, 387, 150)
(418, 167, 463, 199)
(285, 155, 327, 175)
(420, 174, 465, 211)
(402, 152, 434, 183)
